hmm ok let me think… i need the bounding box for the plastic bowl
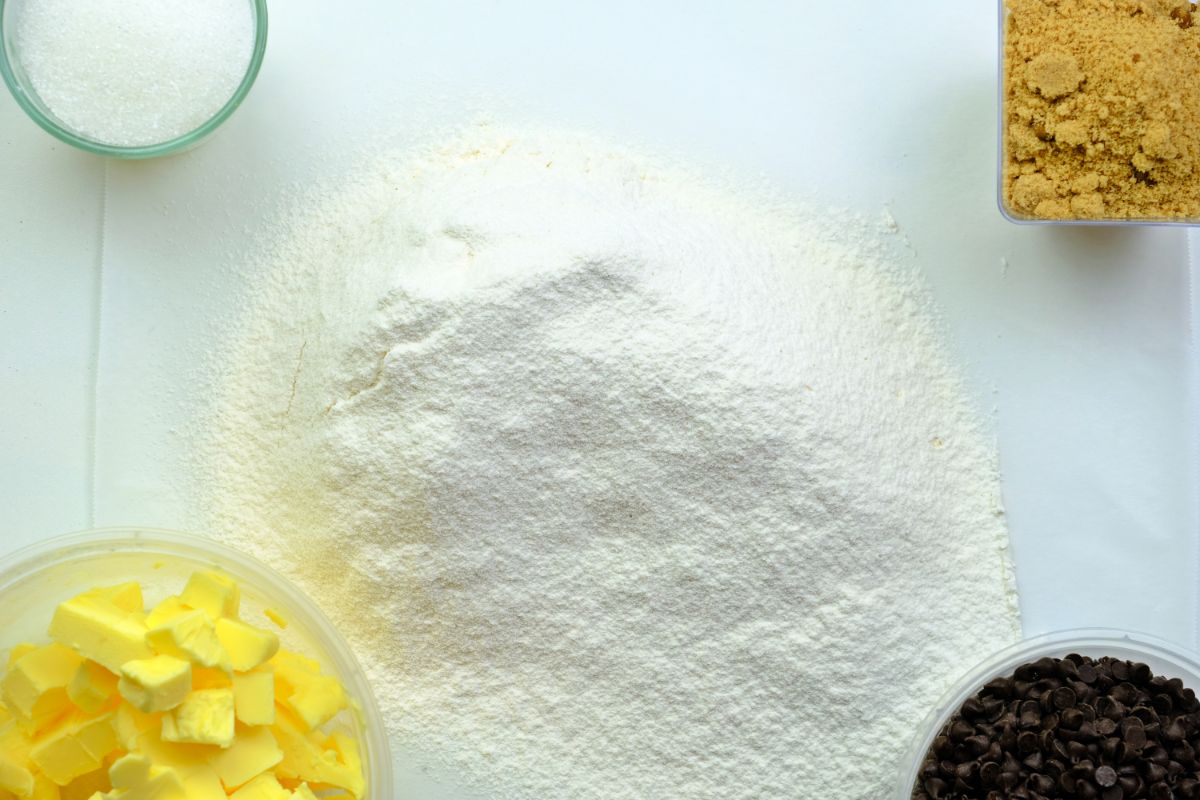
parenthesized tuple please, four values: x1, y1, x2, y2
(995, 0, 1199, 226)
(896, 628, 1200, 800)
(0, 527, 392, 798)
(0, 0, 267, 159)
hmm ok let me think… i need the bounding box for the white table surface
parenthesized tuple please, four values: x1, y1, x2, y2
(2, 1, 1197, 796)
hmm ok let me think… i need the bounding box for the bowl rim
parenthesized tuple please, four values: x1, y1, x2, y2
(0, 526, 394, 798)
(0, 0, 268, 159)
(895, 627, 1200, 800)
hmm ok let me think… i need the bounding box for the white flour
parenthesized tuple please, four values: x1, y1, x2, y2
(191, 127, 1020, 800)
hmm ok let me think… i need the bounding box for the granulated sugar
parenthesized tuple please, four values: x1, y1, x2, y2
(13, 0, 254, 146)
(190, 127, 1021, 799)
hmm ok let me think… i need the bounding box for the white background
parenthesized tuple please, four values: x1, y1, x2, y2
(1, 2, 1197, 796)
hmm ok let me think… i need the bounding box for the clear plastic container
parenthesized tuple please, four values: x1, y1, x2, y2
(895, 628, 1200, 800)
(0, 527, 392, 798)
(0, 0, 268, 159)
(996, 0, 1199, 226)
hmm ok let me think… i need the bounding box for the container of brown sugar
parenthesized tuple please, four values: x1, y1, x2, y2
(999, 0, 1200, 225)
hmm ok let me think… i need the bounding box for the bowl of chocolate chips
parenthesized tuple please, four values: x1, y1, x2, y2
(900, 629, 1200, 800)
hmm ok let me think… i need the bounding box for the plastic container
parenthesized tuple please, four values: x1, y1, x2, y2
(0, 527, 392, 798)
(996, 0, 1198, 227)
(0, 0, 268, 159)
(896, 628, 1200, 800)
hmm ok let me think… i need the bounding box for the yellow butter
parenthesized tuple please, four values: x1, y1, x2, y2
(228, 774, 290, 800)
(144, 612, 229, 672)
(212, 620, 277, 674)
(103, 754, 185, 800)
(271, 712, 363, 799)
(117, 658, 190, 714)
(232, 672, 274, 727)
(90, 585, 142, 616)
(1, 572, 362, 800)
(0, 750, 34, 797)
(29, 773, 60, 800)
(262, 610, 288, 631)
(49, 595, 151, 675)
(2, 644, 81, 730)
(142, 600, 188, 633)
(29, 731, 100, 787)
(112, 706, 158, 752)
(281, 673, 345, 732)
(207, 726, 282, 791)
(66, 662, 118, 716)
(58, 768, 108, 800)
(178, 573, 239, 623)
(188, 669, 230, 692)
(159, 689, 234, 748)
(6, 646, 37, 671)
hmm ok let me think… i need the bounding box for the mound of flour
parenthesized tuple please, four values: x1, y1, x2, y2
(191, 127, 1020, 799)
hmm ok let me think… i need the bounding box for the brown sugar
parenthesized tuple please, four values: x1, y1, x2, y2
(1002, 0, 1200, 221)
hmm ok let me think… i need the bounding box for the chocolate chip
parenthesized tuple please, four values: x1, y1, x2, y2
(913, 655, 1200, 800)
(1095, 764, 1118, 787)
(1054, 686, 1078, 710)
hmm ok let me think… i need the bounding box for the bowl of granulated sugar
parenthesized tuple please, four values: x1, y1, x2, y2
(0, 0, 267, 158)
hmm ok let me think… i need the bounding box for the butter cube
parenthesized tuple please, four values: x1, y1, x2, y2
(113, 706, 159, 752)
(232, 672, 274, 727)
(50, 595, 152, 675)
(29, 730, 100, 787)
(71, 713, 118, 762)
(213, 621, 277, 673)
(143, 599, 188, 632)
(144, 612, 229, 671)
(159, 690, 234, 748)
(118, 658, 191, 714)
(105, 755, 186, 800)
(179, 574, 239, 623)
(6, 645, 37, 670)
(108, 754, 151, 788)
(262, 610, 288, 631)
(29, 773, 60, 800)
(208, 727, 281, 790)
(228, 774, 290, 800)
(0, 750, 33, 797)
(282, 674, 344, 732)
(3, 644, 81, 729)
(91, 585, 143, 615)
(67, 662, 118, 715)
(175, 767, 223, 800)
(272, 713, 363, 799)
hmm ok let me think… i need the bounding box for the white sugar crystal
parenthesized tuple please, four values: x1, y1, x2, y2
(13, 0, 255, 147)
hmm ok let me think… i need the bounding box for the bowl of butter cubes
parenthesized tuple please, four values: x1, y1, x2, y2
(0, 527, 390, 799)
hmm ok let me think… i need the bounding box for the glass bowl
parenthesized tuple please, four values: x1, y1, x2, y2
(995, 0, 1199, 227)
(0, 527, 392, 798)
(0, 0, 268, 159)
(895, 628, 1200, 799)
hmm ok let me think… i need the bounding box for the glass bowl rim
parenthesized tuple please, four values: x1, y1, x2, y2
(0, 526, 394, 798)
(895, 627, 1200, 800)
(0, 0, 268, 159)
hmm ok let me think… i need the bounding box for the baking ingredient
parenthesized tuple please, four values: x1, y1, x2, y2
(11, 0, 255, 147)
(913, 655, 1200, 799)
(117, 655, 192, 713)
(194, 126, 1021, 799)
(1003, 0, 1200, 220)
(0, 571, 363, 798)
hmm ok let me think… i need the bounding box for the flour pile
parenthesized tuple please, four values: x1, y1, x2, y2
(192, 128, 1020, 799)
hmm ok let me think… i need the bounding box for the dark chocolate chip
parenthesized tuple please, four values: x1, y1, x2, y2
(1096, 764, 1119, 787)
